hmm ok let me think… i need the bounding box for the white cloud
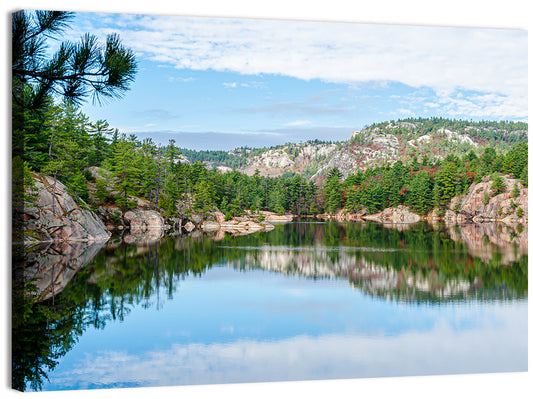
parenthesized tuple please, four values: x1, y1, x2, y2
(169, 76, 195, 83)
(283, 120, 311, 126)
(79, 13, 528, 119)
(222, 81, 266, 89)
(395, 108, 415, 116)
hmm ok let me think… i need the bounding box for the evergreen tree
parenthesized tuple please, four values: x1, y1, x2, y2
(324, 168, 343, 213)
(502, 142, 528, 179)
(490, 173, 506, 195)
(41, 102, 91, 202)
(194, 176, 217, 213)
(109, 134, 142, 209)
(406, 170, 432, 214)
(87, 120, 113, 166)
(12, 11, 137, 111)
(433, 162, 459, 208)
(345, 186, 362, 213)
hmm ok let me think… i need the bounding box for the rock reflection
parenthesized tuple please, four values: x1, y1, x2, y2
(230, 221, 527, 301)
(23, 240, 108, 301)
(447, 222, 527, 265)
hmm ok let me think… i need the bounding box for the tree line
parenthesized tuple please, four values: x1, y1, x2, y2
(19, 98, 528, 220)
(323, 143, 527, 216)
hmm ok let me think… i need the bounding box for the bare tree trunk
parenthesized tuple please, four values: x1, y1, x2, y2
(51, 173, 57, 214)
(156, 159, 161, 206)
(48, 128, 55, 162)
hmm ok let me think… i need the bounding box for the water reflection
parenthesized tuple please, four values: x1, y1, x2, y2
(230, 222, 527, 301)
(23, 240, 107, 301)
(13, 221, 528, 391)
(42, 304, 528, 389)
(23, 221, 529, 303)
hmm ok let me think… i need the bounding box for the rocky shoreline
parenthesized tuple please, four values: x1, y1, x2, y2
(21, 173, 296, 245)
(318, 175, 528, 226)
(21, 173, 527, 246)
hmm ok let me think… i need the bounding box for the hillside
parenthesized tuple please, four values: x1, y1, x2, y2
(176, 118, 527, 182)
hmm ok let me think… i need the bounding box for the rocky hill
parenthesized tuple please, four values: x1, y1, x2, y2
(237, 141, 338, 178)
(176, 118, 527, 182)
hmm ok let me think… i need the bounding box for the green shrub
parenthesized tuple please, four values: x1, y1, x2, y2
(490, 173, 506, 195)
(511, 183, 520, 198)
(453, 202, 462, 213)
(84, 169, 95, 181)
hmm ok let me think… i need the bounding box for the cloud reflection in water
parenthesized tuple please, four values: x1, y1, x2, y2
(48, 301, 527, 390)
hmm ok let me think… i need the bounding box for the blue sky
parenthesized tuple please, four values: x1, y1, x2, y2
(63, 12, 527, 150)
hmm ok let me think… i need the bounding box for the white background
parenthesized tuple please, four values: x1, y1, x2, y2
(1, 1, 531, 398)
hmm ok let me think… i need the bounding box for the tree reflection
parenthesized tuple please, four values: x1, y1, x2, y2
(13, 221, 528, 390)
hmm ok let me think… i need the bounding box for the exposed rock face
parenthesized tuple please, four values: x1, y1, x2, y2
(123, 209, 165, 229)
(446, 175, 527, 223)
(322, 175, 527, 227)
(238, 142, 338, 178)
(259, 211, 294, 223)
(364, 205, 421, 224)
(212, 211, 226, 223)
(200, 221, 221, 232)
(200, 219, 275, 235)
(120, 209, 167, 244)
(312, 130, 401, 180)
(183, 221, 195, 232)
(164, 120, 525, 183)
(318, 210, 366, 222)
(23, 175, 110, 243)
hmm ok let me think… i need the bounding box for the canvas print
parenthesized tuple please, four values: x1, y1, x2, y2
(11, 9, 528, 392)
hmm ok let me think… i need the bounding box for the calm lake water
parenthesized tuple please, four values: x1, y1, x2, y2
(13, 221, 528, 391)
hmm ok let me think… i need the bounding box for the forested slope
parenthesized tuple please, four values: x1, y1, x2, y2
(18, 100, 528, 225)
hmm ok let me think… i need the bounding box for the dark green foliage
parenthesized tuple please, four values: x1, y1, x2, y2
(490, 173, 506, 195)
(12, 11, 137, 111)
(87, 120, 113, 166)
(520, 166, 528, 187)
(324, 168, 343, 213)
(107, 133, 143, 209)
(19, 106, 529, 220)
(432, 162, 459, 208)
(16, 86, 529, 222)
(405, 170, 433, 214)
(502, 142, 528, 180)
